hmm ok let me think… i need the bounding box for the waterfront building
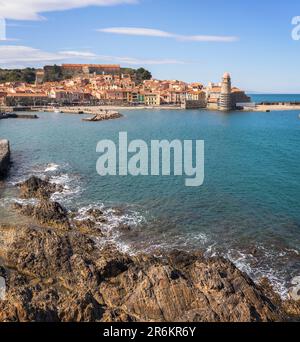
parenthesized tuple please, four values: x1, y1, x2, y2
(5, 93, 49, 106)
(48, 89, 85, 105)
(231, 87, 251, 105)
(145, 93, 161, 106)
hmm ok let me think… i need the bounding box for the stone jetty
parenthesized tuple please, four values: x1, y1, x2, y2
(0, 139, 10, 179)
(0, 113, 38, 120)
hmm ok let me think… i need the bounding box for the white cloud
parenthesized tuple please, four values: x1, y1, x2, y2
(0, 0, 137, 20)
(0, 45, 184, 68)
(98, 27, 238, 42)
(60, 50, 97, 58)
(0, 46, 96, 66)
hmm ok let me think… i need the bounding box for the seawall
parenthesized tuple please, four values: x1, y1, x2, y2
(0, 113, 38, 120)
(0, 139, 10, 180)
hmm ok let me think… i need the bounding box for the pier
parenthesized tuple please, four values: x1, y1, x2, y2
(253, 102, 300, 112)
(0, 139, 10, 180)
(0, 113, 39, 120)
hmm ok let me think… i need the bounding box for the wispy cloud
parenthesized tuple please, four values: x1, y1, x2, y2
(0, 38, 19, 42)
(0, 18, 19, 41)
(0, 46, 97, 66)
(0, 0, 138, 21)
(60, 50, 97, 58)
(98, 55, 185, 65)
(0, 45, 184, 68)
(98, 27, 239, 42)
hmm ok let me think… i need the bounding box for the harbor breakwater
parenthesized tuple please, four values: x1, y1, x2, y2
(0, 139, 10, 180)
(0, 113, 38, 120)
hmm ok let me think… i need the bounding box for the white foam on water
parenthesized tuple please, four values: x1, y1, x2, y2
(130, 230, 210, 256)
(44, 163, 60, 172)
(223, 246, 299, 299)
(50, 173, 82, 203)
(74, 203, 147, 255)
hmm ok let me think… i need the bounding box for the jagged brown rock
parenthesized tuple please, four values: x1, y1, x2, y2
(13, 200, 71, 231)
(0, 221, 287, 322)
(259, 277, 300, 321)
(17, 176, 63, 200)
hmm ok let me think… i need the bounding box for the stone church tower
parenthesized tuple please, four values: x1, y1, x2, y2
(35, 69, 45, 85)
(219, 72, 233, 111)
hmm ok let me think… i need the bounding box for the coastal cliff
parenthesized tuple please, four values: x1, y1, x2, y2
(0, 177, 299, 322)
(0, 140, 10, 180)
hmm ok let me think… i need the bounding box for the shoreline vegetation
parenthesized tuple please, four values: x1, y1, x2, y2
(0, 143, 300, 322)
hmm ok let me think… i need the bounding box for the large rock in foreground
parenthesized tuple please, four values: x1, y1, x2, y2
(0, 223, 285, 322)
(17, 176, 63, 200)
(0, 139, 10, 180)
(13, 200, 71, 231)
(0, 176, 297, 322)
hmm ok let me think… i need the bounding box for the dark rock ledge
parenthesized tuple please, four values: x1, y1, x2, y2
(0, 176, 299, 322)
(0, 139, 10, 180)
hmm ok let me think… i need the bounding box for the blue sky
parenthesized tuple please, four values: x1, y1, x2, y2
(0, 0, 300, 92)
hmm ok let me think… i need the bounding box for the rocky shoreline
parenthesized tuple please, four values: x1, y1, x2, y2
(0, 176, 298, 322)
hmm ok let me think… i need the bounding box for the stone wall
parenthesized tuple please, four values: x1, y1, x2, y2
(182, 100, 207, 109)
(0, 140, 10, 180)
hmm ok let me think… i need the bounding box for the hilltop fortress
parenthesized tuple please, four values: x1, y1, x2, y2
(0, 64, 250, 111)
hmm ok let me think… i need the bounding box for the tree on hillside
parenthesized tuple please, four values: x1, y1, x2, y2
(44, 65, 63, 82)
(0, 68, 36, 83)
(136, 68, 152, 81)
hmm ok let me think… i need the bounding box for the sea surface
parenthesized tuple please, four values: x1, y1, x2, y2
(251, 94, 300, 103)
(0, 94, 300, 297)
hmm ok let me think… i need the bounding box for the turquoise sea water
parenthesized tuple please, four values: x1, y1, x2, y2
(251, 94, 300, 103)
(0, 95, 300, 296)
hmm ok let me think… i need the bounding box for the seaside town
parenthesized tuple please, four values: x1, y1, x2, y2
(0, 64, 251, 113)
